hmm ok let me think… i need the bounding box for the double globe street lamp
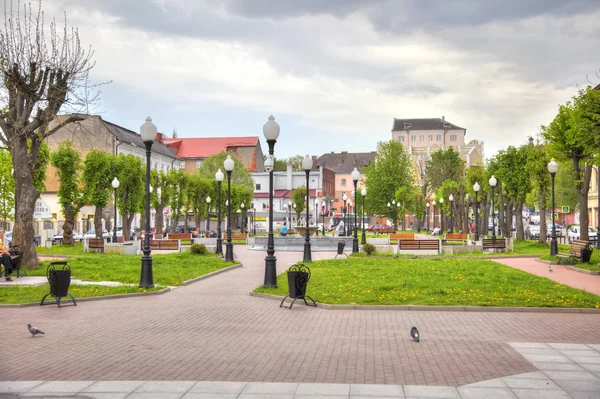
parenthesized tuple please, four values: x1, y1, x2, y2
(473, 182, 480, 242)
(342, 193, 348, 236)
(224, 155, 235, 262)
(263, 115, 280, 288)
(548, 158, 559, 256)
(112, 177, 119, 243)
(489, 175, 498, 240)
(302, 154, 313, 262)
(215, 168, 224, 255)
(361, 188, 367, 245)
(351, 167, 361, 253)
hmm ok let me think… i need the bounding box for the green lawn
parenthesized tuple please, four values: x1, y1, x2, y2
(255, 257, 600, 308)
(0, 284, 162, 304)
(37, 242, 85, 255)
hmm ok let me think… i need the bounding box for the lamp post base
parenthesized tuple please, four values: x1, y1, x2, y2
(303, 241, 312, 262)
(225, 242, 234, 262)
(139, 255, 154, 288)
(361, 232, 366, 245)
(352, 237, 359, 253)
(550, 239, 558, 257)
(216, 237, 223, 255)
(264, 254, 278, 287)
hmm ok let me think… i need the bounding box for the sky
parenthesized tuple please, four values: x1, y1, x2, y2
(44, 0, 600, 161)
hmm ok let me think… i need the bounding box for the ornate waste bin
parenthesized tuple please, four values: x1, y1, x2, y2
(40, 261, 77, 308)
(581, 247, 593, 263)
(335, 240, 348, 258)
(280, 263, 316, 309)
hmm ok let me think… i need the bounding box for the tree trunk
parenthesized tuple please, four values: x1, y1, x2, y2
(539, 186, 547, 244)
(516, 199, 525, 240)
(502, 198, 513, 238)
(124, 214, 134, 240)
(62, 205, 76, 245)
(578, 164, 592, 241)
(11, 140, 39, 268)
(480, 193, 490, 239)
(155, 205, 164, 235)
(94, 206, 103, 238)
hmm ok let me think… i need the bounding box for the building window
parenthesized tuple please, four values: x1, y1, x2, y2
(436, 135, 441, 141)
(411, 135, 416, 142)
(420, 135, 424, 142)
(450, 135, 457, 142)
(166, 166, 170, 172)
(341, 178, 347, 187)
(154, 162, 158, 170)
(256, 183, 261, 190)
(161, 164, 164, 171)
(180, 161, 185, 169)
(398, 136, 405, 143)
(428, 135, 433, 141)
(196, 160, 203, 169)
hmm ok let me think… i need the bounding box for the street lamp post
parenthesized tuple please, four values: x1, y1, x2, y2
(392, 199, 397, 232)
(321, 200, 326, 237)
(263, 115, 280, 288)
(139, 117, 156, 288)
(241, 202, 245, 233)
(206, 196, 211, 233)
(302, 155, 313, 262)
(351, 168, 360, 253)
(426, 202, 430, 232)
(112, 177, 119, 243)
(342, 193, 348, 236)
(489, 175, 498, 240)
(215, 168, 224, 255)
(548, 159, 559, 256)
(432, 200, 436, 231)
(449, 194, 454, 233)
(473, 182, 480, 242)
(397, 201, 402, 231)
(361, 188, 367, 244)
(439, 197, 444, 233)
(224, 155, 235, 262)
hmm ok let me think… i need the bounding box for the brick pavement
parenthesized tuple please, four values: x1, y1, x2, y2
(1, 248, 599, 386)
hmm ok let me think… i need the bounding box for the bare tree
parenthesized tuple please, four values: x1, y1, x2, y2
(0, 0, 97, 266)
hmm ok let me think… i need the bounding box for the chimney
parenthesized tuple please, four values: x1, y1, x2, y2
(528, 136, 534, 146)
(156, 132, 163, 141)
(286, 163, 292, 191)
(442, 116, 445, 124)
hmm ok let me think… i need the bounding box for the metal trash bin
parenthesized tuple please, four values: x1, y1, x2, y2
(335, 240, 348, 258)
(33, 235, 41, 246)
(40, 261, 77, 307)
(280, 264, 316, 309)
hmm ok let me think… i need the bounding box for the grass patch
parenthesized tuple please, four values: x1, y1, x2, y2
(37, 242, 85, 256)
(255, 257, 600, 308)
(0, 284, 162, 304)
(26, 252, 235, 287)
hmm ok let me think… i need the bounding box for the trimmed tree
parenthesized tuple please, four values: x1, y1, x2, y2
(82, 149, 114, 238)
(0, 150, 15, 229)
(114, 154, 144, 238)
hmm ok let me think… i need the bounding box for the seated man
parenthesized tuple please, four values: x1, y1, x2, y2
(281, 222, 288, 236)
(0, 229, 13, 281)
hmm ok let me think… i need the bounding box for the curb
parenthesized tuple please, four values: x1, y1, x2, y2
(249, 292, 600, 313)
(567, 266, 600, 275)
(0, 287, 172, 308)
(181, 263, 243, 286)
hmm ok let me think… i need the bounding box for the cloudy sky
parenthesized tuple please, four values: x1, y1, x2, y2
(46, 0, 600, 160)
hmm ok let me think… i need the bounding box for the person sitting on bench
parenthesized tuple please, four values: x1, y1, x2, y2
(0, 229, 14, 281)
(281, 222, 288, 236)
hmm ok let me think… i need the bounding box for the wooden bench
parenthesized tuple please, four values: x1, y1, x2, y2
(88, 238, 105, 253)
(482, 238, 506, 251)
(149, 239, 180, 251)
(557, 240, 593, 264)
(167, 233, 192, 244)
(444, 233, 469, 245)
(398, 239, 440, 252)
(222, 233, 248, 241)
(390, 233, 415, 240)
(115, 236, 125, 244)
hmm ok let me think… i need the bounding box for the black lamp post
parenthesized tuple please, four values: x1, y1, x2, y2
(351, 168, 360, 252)
(439, 197, 445, 233)
(205, 196, 211, 233)
(391, 199, 397, 232)
(489, 175, 497, 240)
(548, 159, 559, 256)
(241, 202, 245, 233)
(302, 154, 313, 262)
(112, 177, 119, 243)
(139, 117, 156, 288)
(314, 198, 320, 236)
(321, 200, 326, 237)
(432, 200, 436, 231)
(597, 168, 600, 250)
(263, 115, 279, 288)
(361, 188, 367, 245)
(215, 168, 224, 255)
(449, 194, 454, 233)
(473, 182, 480, 242)
(426, 202, 430, 232)
(342, 193, 348, 236)
(397, 202, 402, 231)
(224, 155, 235, 262)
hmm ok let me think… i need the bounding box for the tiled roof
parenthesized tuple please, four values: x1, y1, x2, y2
(103, 121, 178, 158)
(392, 118, 465, 131)
(313, 152, 376, 174)
(254, 189, 317, 199)
(160, 137, 259, 158)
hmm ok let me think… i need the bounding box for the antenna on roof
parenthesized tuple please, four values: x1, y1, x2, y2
(172, 127, 178, 138)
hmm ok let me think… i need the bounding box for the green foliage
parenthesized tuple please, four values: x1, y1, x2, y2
(0, 284, 162, 304)
(198, 151, 254, 193)
(555, 161, 579, 211)
(0, 150, 15, 223)
(150, 169, 170, 210)
(363, 140, 414, 220)
(190, 243, 207, 255)
(114, 154, 145, 228)
(167, 169, 188, 226)
(82, 149, 114, 209)
(32, 140, 50, 192)
(491, 146, 531, 202)
(426, 147, 465, 192)
(291, 185, 307, 219)
(361, 243, 376, 255)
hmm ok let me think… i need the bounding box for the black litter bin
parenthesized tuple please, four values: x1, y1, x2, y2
(581, 248, 593, 263)
(335, 240, 348, 258)
(40, 261, 77, 307)
(33, 235, 41, 246)
(280, 264, 316, 309)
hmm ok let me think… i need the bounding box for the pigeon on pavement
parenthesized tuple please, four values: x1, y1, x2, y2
(410, 326, 420, 342)
(548, 265, 553, 272)
(27, 324, 45, 336)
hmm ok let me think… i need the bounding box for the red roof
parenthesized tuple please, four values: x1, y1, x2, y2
(254, 189, 317, 199)
(160, 137, 259, 158)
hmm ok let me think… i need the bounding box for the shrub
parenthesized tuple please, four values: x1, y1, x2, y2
(362, 243, 376, 255)
(190, 243, 207, 255)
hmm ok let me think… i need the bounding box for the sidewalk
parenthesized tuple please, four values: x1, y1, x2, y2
(494, 257, 600, 296)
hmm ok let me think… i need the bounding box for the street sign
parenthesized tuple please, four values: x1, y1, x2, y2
(561, 206, 570, 213)
(534, 201, 540, 208)
(553, 212, 558, 220)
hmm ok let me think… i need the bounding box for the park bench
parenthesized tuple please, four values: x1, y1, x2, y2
(482, 238, 506, 251)
(88, 238, 105, 253)
(149, 239, 180, 251)
(115, 236, 125, 244)
(167, 233, 192, 245)
(222, 233, 248, 242)
(557, 239, 593, 264)
(443, 233, 469, 245)
(398, 239, 440, 252)
(390, 233, 415, 240)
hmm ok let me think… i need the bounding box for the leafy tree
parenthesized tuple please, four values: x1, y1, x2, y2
(50, 142, 87, 245)
(198, 151, 254, 193)
(167, 169, 188, 231)
(150, 170, 171, 235)
(527, 139, 551, 244)
(114, 154, 144, 237)
(554, 162, 579, 214)
(408, 187, 426, 232)
(82, 149, 114, 238)
(464, 165, 490, 239)
(0, 150, 15, 228)
(0, 2, 97, 266)
(363, 140, 414, 223)
(426, 148, 465, 192)
(291, 186, 307, 222)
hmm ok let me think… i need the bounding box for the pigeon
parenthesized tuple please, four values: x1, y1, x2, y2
(410, 326, 420, 342)
(27, 324, 45, 336)
(548, 265, 553, 273)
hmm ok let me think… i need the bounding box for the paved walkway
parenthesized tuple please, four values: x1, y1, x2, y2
(494, 257, 600, 296)
(1, 248, 600, 390)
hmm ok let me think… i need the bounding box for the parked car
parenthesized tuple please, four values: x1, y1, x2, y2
(568, 226, 598, 242)
(524, 225, 540, 240)
(546, 223, 563, 236)
(83, 228, 110, 240)
(52, 231, 84, 244)
(6, 231, 12, 246)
